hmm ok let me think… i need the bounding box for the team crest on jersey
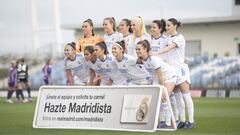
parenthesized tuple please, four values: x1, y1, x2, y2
(148, 64, 151, 67)
(78, 60, 81, 64)
(123, 64, 126, 68)
(106, 64, 109, 67)
(158, 42, 160, 45)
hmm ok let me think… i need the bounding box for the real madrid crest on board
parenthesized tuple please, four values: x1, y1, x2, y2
(136, 97, 149, 122)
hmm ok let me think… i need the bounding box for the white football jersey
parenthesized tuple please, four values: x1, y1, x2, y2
(64, 53, 89, 84)
(142, 55, 176, 84)
(165, 33, 185, 68)
(114, 54, 152, 85)
(104, 32, 123, 55)
(98, 55, 126, 85)
(150, 34, 168, 60)
(86, 58, 102, 75)
(122, 34, 133, 54)
(128, 33, 151, 57)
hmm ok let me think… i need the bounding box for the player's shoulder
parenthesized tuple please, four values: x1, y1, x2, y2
(95, 35, 104, 41)
(76, 53, 85, 59)
(161, 34, 168, 39)
(106, 55, 114, 61)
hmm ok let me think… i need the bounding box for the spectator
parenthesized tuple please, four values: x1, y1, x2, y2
(6, 60, 17, 103)
(42, 59, 52, 85)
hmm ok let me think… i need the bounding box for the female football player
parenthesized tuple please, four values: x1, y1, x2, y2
(76, 19, 104, 53)
(111, 40, 152, 85)
(136, 39, 179, 128)
(128, 16, 150, 56)
(155, 18, 195, 129)
(94, 41, 126, 85)
(118, 18, 133, 53)
(150, 19, 185, 126)
(150, 19, 168, 60)
(103, 17, 123, 55)
(64, 42, 89, 86)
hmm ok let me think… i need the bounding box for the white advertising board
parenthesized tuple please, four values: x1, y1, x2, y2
(33, 85, 163, 132)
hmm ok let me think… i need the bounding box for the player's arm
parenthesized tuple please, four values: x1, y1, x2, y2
(89, 68, 95, 85)
(107, 78, 113, 86)
(154, 43, 177, 55)
(75, 39, 81, 53)
(66, 69, 73, 85)
(156, 68, 164, 85)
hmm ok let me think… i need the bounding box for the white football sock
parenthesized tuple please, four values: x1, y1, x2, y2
(182, 91, 194, 123)
(174, 91, 186, 122)
(170, 93, 179, 121)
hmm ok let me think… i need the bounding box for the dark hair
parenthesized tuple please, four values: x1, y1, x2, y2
(104, 17, 116, 32)
(20, 58, 24, 62)
(137, 40, 151, 52)
(84, 46, 95, 54)
(66, 42, 76, 50)
(46, 59, 51, 64)
(83, 19, 95, 37)
(152, 19, 166, 33)
(121, 18, 133, 33)
(115, 40, 126, 53)
(167, 18, 182, 29)
(95, 41, 109, 55)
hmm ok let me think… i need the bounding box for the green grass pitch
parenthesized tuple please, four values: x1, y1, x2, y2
(0, 97, 240, 135)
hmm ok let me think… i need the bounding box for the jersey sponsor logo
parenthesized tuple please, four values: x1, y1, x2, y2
(146, 68, 154, 73)
(101, 68, 111, 73)
(119, 68, 128, 73)
(151, 46, 161, 52)
(71, 65, 84, 71)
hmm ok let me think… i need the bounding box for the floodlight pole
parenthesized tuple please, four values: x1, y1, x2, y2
(30, 0, 62, 58)
(53, 0, 62, 57)
(31, 0, 40, 55)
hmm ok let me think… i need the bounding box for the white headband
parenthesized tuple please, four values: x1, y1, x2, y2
(114, 42, 123, 50)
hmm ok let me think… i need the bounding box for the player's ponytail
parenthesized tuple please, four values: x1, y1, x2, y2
(168, 18, 182, 29)
(152, 19, 166, 34)
(111, 17, 116, 32)
(122, 18, 133, 33)
(160, 19, 166, 33)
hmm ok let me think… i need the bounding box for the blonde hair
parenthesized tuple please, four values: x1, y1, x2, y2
(132, 16, 147, 42)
